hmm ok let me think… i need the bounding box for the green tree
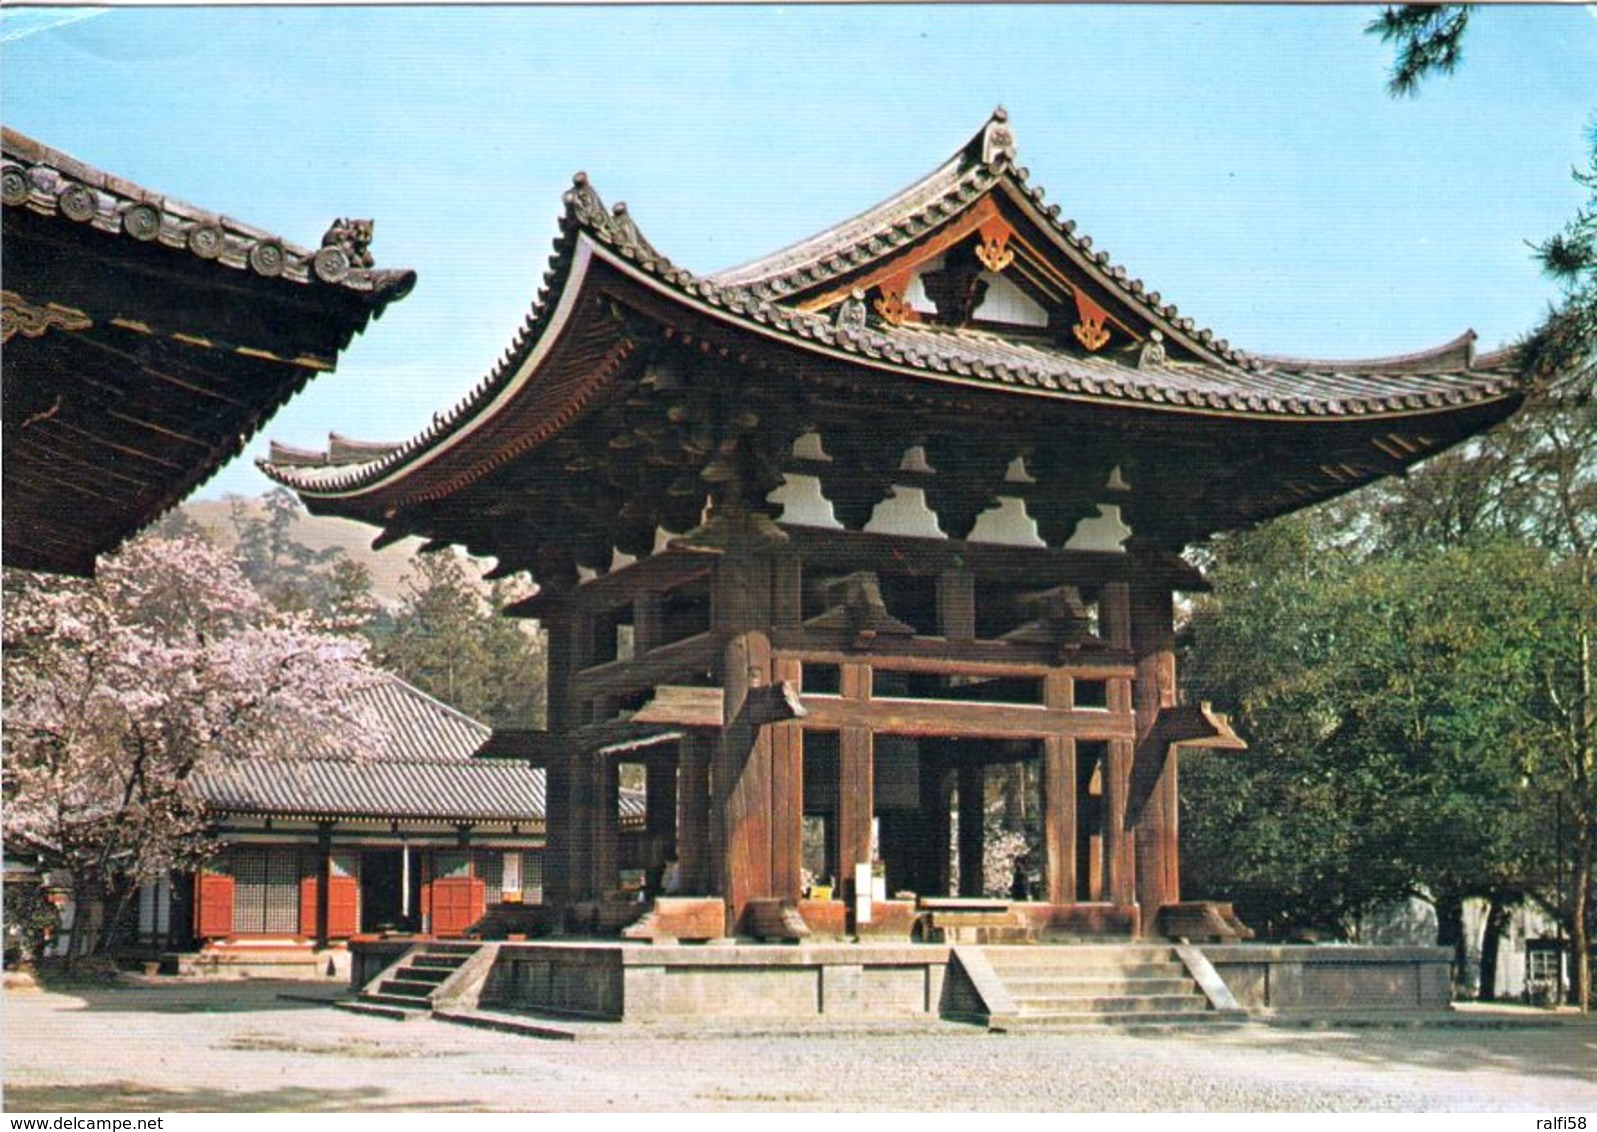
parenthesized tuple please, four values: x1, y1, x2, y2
(228, 487, 370, 621)
(369, 553, 546, 728)
(1184, 528, 1562, 977)
(1368, 3, 1597, 1009)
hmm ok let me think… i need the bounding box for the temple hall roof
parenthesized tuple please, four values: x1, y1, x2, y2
(189, 674, 645, 827)
(2, 127, 416, 576)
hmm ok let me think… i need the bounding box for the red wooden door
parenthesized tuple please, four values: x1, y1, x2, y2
(429, 877, 485, 937)
(194, 870, 234, 938)
(300, 874, 361, 939)
(327, 876, 359, 937)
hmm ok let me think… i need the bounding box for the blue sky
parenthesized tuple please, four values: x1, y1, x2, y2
(5, 5, 1594, 500)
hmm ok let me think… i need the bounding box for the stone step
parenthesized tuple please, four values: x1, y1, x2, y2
(996, 1010, 1236, 1030)
(334, 999, 428, 1022)
(1003, 976, 1197, 996)
(378, 979, 439, 999)
(987, 961, 1186, 981)
(1013, 992, 1208, 1015)
(412, 954, 471, 967)
(393, 966, 453, 984)
(983, 946, 1177, 962)
(362, 990, 435, 1009)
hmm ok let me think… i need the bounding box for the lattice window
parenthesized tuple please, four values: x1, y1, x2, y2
(231, 847, 302, 934)
(523, 852, 544, 905)
(476, 851, 503, 895)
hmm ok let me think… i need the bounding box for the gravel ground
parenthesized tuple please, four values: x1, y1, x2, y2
(4, 978, 1595, 1112)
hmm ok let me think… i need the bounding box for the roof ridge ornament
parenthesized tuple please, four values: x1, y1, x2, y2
(564, 171, 610, 231)
(1138, 330, 1167, 371)
(610, 201, 662, 264)
(980, 107, 1016, 170)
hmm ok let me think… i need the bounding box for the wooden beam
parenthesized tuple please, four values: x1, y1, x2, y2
(799, 695, 1135, 741)
(773, 633, 1135, 674)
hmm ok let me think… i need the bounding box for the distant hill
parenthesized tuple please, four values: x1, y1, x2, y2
(181, 496, 494, 608)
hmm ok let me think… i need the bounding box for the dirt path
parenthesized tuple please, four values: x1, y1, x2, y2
(5, 980, 1595, 1112)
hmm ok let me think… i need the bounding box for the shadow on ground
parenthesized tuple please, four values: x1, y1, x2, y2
(27, 979, 343, 1015)
(1176, 1018, 1597, 1088)
(4, 1082, 488, 1113)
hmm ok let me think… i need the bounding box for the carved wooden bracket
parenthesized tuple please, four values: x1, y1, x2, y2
(873, 269, 919, 327)
(1000, 584, 1098, 652)
(805, 571, 917, 644)
(1071, 288, 1112, 352)
(975, 216, 1016, 273)
(2, 291, 92, 344)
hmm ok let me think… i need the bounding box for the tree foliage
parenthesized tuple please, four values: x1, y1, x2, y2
(1367, 5, 1472, 97)
(1360, 2, 1596, 1008)
(1183, 527, 1575, 957)
(228, 487, 377, 627)
(367, 552, 547, 729)
(1, 536, 379, 959)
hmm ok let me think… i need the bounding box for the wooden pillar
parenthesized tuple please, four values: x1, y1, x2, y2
(1042, 672, 1077, 905)
(838, 661, 874, 899)
(1131, 574, 1180, 926)
(957, 761, 985, 897)
(1104, 737, 1134, 908)
(541, 605, 582, 908)
(1097, 580, 1136, 910)
(677, 735, 712, 894)
(1043, 738, 1077, 905)
(936, 568, 975, 642)
(921, 761, 954, 897)
(633, 592, 663, 656)
(645, 753, 676, 834)
(595, 755, 620, 895)
(315, 824, 333, 948)
(711, 551, 776, 932)
(771, 656, 804, 901)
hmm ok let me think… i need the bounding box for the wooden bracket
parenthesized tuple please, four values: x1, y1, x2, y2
(1126, 702, 1245, 826)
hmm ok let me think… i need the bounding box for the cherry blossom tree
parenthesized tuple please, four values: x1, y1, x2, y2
(2, 535, 380, 960)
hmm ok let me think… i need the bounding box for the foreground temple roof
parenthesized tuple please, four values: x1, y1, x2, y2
(262, 111, 1521, 581)
(2, 128, 416, 576)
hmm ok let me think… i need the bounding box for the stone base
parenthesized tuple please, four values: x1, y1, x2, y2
(621, 897, 726, 943)
(480, 940, 953, 1022)
(854, 900, 917, 940)
(1156, 901, 1255, 943)
(797, 899, 848, 939)
(1203, 945, 1453, 1011)
(1010, 902, 1140, 939)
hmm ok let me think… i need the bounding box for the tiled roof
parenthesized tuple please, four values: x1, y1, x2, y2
(2, 128, 416, 300)
(190, 674, 513, 819)
(710, 109, 1257, 370)
(190, 675, 647, 825)
(189, 754, 549, 824)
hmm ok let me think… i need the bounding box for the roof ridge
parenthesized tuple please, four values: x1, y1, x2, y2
(709, 109, 1010, 289)
(363, 672, 494, 738)
(1255, 330, 1484, 375)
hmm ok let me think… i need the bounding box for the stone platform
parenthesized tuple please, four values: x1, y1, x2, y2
(349, 939, 1457, 1025)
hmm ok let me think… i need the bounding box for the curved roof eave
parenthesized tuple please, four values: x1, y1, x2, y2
(260, 151, 1523, 510)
